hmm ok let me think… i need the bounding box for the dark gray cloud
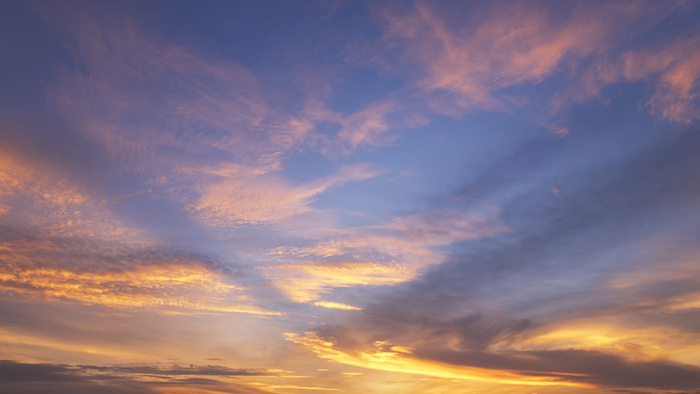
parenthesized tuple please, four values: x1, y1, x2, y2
(0, 360, 85, 382)
(0, 360, 273, 394)
(414, 348, 700, 390)
(80, 363, 267, 377)
(0, 360, 154, 394)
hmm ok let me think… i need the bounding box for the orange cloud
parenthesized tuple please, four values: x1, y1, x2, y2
(262, 262, 416, 303)
(312, 301, 363, 311)
(263, 207, 509, 302)
(0, 141, 148, 242)
(0, 262, 279, 316)
(2, 130, 277, 318)
(285, 332, 592, 388)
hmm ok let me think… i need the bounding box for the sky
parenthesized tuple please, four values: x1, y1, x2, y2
(1, 0, 700, 393)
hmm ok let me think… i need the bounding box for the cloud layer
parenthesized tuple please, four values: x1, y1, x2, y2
(1, 1, 699, 393)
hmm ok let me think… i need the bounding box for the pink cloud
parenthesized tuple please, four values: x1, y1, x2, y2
(380, 1, 699, 126)
(192, 163, 384, 226)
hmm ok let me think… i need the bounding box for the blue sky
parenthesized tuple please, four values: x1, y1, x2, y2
(1, 1, 700, 393)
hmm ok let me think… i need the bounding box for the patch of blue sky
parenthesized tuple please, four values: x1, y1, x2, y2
(310, 110, 542, 220)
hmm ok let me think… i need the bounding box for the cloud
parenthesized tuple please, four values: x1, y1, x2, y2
(34, 1, 270, 163)
(283, 113, 700, 390)
(0, 224, 278, 316)
(285, 332, 592, 388)
(0, 360, 276, 394)
(382, 2, 608, 112)
(28, 1, 427, 238)
(31, 0, 425, 176)
(0, 119, 151, 242)
(4, 3, 700, 393)
(192, 163, 383, 226)
(78, 364, 268, 377)
(312, 301, 362, 311)
(285, 98, 428, 157)
(622, 35, 700, 124)
(0, 116, 283, 315)
(336, 100, 399, 152)
(286, 319, 700, 390)
(263, 262, 417, 304)
(262, 206, 509, 302)
(0, 262, 276, 316)
(380, 1, 700, 126)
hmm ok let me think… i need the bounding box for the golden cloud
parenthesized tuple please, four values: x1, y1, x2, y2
(0, 262, 279, 316)
(285, 332, 592, 388)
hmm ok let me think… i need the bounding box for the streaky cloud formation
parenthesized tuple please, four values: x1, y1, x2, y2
(1, 0, 699, 393)
(0, 360, 277, 394)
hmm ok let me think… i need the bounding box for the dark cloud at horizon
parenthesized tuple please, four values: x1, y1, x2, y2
(0, 360, 274, 394)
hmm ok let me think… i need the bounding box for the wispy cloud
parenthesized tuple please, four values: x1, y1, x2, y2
(0, 360, 277, 394)
(0, 119, 149, 242)
(380, 1, 700, 129)
(192, 163, 383, 226)
(285, 332, 594, 388)
(0, 227, 278, 316)
(263, 206, 509, 302)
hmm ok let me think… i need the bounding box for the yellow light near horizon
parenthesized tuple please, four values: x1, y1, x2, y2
(285, 332, 594, 389)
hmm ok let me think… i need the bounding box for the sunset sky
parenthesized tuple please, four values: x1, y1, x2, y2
(1, 1, 700, 393)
